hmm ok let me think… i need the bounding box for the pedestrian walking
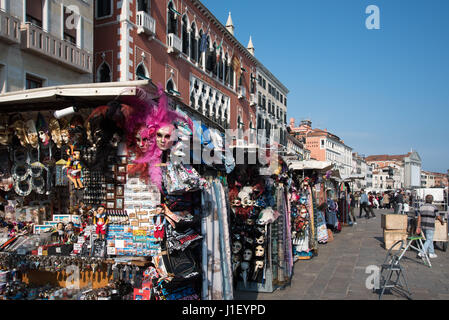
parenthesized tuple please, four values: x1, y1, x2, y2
(383, 192, 390, 209)
(416, 194, 445, 259)
(348, 191, 357, 224)
(367, 192, 376, 218)
(359, 189, 375, 219)
(395, 190, 404, 214)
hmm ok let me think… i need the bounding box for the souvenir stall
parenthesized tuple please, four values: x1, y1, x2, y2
(228, 148, 293, 293)
(286, 160, 334, 258)
(0, 82, 234, 300)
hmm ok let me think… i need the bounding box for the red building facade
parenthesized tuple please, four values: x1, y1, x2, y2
(94, 0, 258, 136)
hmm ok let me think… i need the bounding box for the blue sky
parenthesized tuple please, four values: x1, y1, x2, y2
(202, 0, 449, 173)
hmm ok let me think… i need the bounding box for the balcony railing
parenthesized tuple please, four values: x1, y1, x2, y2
(250, 93, 257, 106)
(20, 23, 92, 74)
(0, 10, 20, 44)
(238, 86, 246, 99)
(136, 11, 155, 36)
(167, 33, 181, 54)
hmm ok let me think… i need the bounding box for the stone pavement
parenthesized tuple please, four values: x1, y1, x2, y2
(235, 208, 449, 300)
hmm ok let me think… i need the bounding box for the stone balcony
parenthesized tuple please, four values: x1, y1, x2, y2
(136, 11, 155, 36)
(20, 23, 92, 74)
(0, 9, 20, 44)
(167, 33, 182, 54)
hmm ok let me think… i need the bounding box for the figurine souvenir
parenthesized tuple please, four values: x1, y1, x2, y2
(65, 146, 83, 189)
(93, 204, 109, 240)
(153, 205, 166, 242)
(252, 260, 264, 281)
(65, 222, 77, 244)
(56, 222, 65, 243)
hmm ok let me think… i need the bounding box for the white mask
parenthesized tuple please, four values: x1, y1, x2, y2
(255, 245, 264, 257)
(243, 249, 253, 261)
(232, 241, 242, 254)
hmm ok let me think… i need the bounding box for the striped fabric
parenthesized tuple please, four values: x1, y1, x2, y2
(418, 203, 441, 231)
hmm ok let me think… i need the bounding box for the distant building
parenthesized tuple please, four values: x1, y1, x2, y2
(421, 171, 449, 188)
(289, 118, 353, 177)
(286, 131, 310, 160)
(351, 152, 372, 191)
(366, 151, 422, 191)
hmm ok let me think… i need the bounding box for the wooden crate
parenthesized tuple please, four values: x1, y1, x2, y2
(381, 214, 407, 231)
(384, 230, 407, 250)
(433, 221, 448, 242)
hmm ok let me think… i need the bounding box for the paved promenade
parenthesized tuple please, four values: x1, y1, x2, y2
(236, 209, 449, 300)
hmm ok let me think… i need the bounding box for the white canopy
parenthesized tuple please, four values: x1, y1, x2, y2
(287, 160, 333, 172)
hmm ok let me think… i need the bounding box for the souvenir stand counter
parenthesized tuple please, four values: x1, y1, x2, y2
(228, 147, 293, 293)
(0, 82, 234, 300)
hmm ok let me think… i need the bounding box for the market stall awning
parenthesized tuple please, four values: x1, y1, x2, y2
(0, 80, 153, 112)
(343, 174, 365, 182)
(287, 160, 333, 172)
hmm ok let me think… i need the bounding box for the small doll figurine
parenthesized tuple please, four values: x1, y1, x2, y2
(153, 205, 166, 242)
(65, 147, 83, 189)
(93, 204, 109, 240)
(56, 222, 65, 243)
(65, 222, 76, 244)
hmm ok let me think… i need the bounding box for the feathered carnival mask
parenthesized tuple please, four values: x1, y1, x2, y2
(121, 86, 193, 190)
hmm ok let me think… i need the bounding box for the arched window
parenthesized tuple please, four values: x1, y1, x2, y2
(224, 53, 228, 83)
(197, 29, 203, 65)
(229, 60, 234, 88)
(166, 79, 175, 92)
(211, 42, 217, 77)
(190, 91, 195, 108)
(97, 62, 111, 82)
(167, 1, 178, 35)
(205, 101, 210, 117)
(190, 23, 197, 61)
(218, 49, 223, 81)
(237, 115, 243, 140)
(205, 37, 213, 72)
(135, 63, 148, 80)
(249, 121, 255, 144)
(181, 15, 189, 55)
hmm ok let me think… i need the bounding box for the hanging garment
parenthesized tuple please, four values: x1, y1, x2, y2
(213, 181, 233, 300)
(316, 210, 329, 244)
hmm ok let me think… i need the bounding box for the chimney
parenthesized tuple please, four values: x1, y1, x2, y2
(226, 12, 235, 36)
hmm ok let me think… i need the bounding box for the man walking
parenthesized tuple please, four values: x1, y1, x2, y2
(395, 190, 404, 214)
(416, 194, 444, 259)
(359, 189, 375, 219)
(348, 191, 357, 224)
(383, 192, 390, 209)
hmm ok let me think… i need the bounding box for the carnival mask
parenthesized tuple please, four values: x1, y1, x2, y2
(25, 120, 39, 148)
(60, 130, 70, 144)
(252, 260, 264, 281)
(48, 118, 62, 148)
(255, 245, 265, 257)
(243, 249, 253, 261)
(36, 113, 50, 145)
(156, 125, 175, 151)
(136, 128, 150, 153)
(255, 235, 265, 245)
(300, 207, 308, 218)
(232, 241, 242, 254)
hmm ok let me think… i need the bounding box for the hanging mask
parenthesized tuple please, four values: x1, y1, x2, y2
(59, 118, 70, 145)
(231, 199, 241, 207)
(241, 261, 250, 287)
(243, 249, 253, 261)
(252, 260, 264, 281)
(246, 218, 255, 226)
(11, 120, 28, 147)
(232, 241, 242, 254)
(255, 245, 265, 257)
(232, 254, 241, 274)
(48, 118, 62, 148)
(244, 236, 254, 246)
(255, 234, 265, 245)
(299, 196, 307, 205)
(156, 124, 175, 151)
(36, 113, 50, 146)
(135, 127, 151, 153)
(25, 119, 39, 148)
